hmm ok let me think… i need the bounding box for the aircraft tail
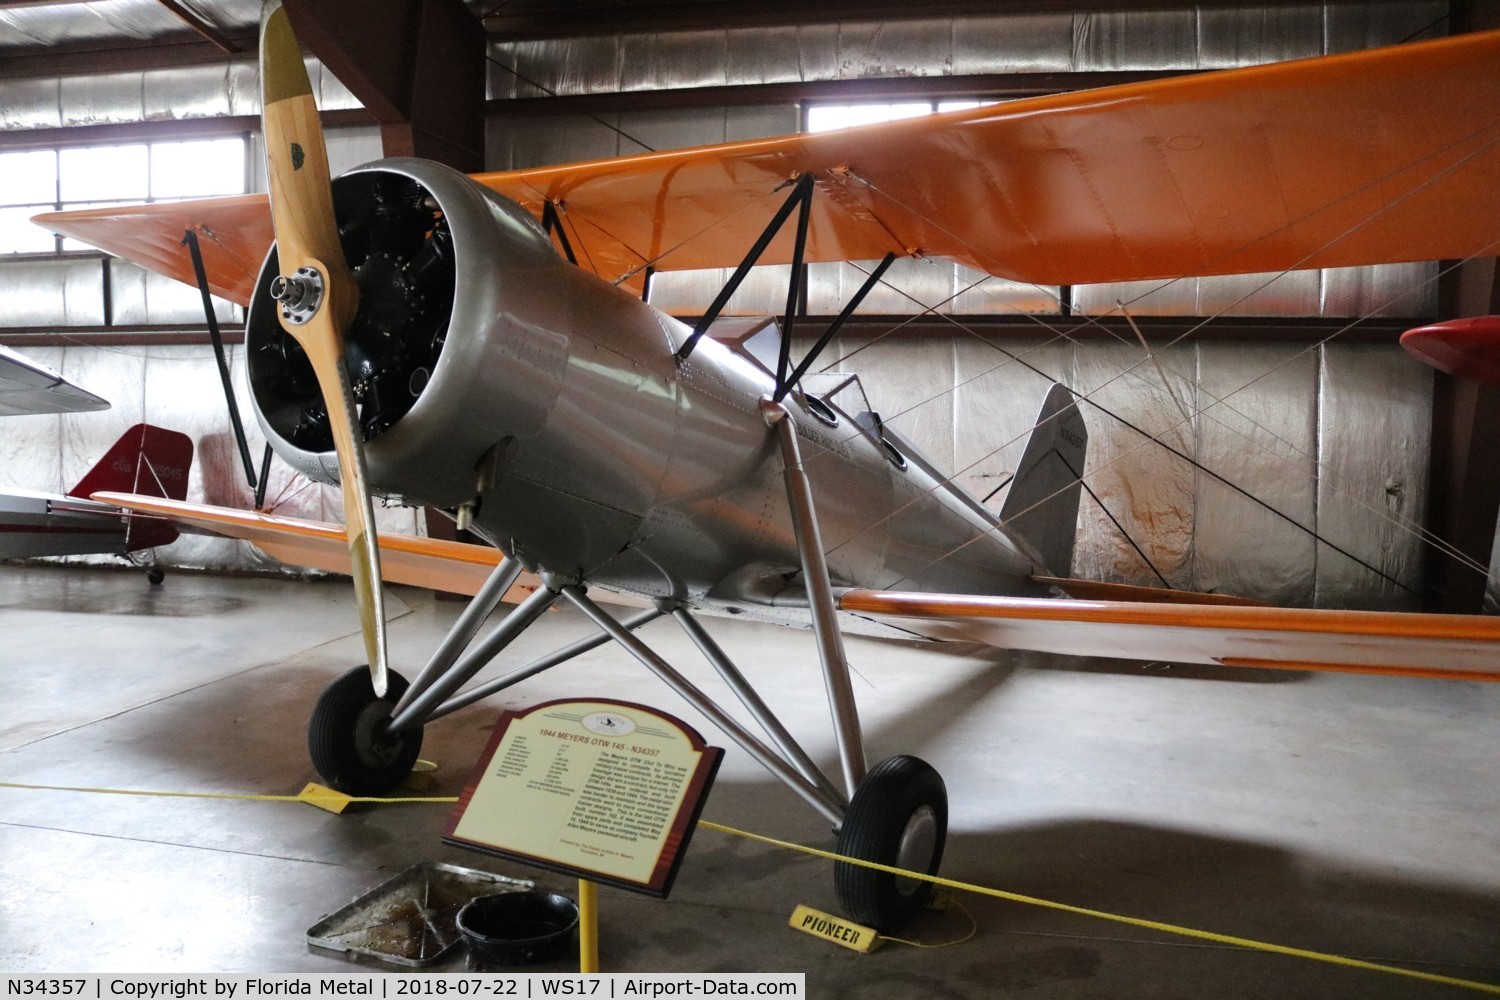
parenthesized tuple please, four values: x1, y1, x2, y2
(1000, 384, 1088, 577)
(66, 424, 194, 552)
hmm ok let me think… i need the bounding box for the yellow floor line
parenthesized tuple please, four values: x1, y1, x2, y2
(2, 779, 1496, 994)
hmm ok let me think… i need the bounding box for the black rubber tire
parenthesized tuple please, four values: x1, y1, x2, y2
(146, 567, 165, 586)
(308, 666, 423, 796)
(834, 755, 948, 932)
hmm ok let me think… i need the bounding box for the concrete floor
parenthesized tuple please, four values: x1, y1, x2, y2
(2, 563, 1498, 995)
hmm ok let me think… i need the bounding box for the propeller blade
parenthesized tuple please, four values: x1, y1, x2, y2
(260, 2, 388, 696)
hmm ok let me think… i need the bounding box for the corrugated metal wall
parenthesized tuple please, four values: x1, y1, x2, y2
(1, 2, 1494, 608)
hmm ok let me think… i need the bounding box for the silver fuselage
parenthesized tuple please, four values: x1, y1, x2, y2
(247, 160, 1049, 621)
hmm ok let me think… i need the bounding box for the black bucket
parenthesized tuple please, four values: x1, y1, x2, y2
(456, 891, 580, 966)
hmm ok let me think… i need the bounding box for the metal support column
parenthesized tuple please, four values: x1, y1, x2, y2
(762, 399, 866, 797)
(561, 586, 845, 825)
(386, 584, 559, 734)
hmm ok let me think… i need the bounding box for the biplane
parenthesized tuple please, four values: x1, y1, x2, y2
(35, 9, 1500, 930)
(0, 423, 192, 578)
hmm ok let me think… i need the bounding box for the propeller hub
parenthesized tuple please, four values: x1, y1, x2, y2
(270, 266, 325, 326)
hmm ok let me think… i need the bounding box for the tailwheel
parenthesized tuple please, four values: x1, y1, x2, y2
(308, 665, 423, 796)
(834, 755, 948, 932)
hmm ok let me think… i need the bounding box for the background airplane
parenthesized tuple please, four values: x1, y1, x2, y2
(0, 343, 109, 418)
(0, 423, 193, 582)
(38, 16, 1500, 932)
(1401, 315, 1500, 384)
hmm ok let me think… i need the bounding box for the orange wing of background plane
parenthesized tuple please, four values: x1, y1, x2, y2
(36, 30, 1500, 304)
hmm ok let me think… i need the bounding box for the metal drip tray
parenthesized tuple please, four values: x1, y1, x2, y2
(308, 862, 533, 967)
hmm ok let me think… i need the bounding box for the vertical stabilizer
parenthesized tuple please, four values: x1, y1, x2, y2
(1000, 384, 1087, 577)
(67, 424, 194, 552)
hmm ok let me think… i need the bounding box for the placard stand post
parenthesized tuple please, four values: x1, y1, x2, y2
(579, 879, 599, 972)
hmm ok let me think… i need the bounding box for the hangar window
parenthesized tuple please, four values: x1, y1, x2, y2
(805, 100, 995, 133)
(1, 136, 248, 255)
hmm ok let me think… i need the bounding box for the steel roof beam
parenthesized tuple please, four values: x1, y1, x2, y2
(282, 0, 486, 171)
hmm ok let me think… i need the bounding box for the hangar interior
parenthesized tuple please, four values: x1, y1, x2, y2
(2, 0, 1499, 992)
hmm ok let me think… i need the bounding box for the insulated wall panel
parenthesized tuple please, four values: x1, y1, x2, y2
(1197, 7, 1325, 66)
(1071, 341, 1198, 590)
(836, 20, 956, 79)
(952, 338, 1076, 522)
(110, 261, 238, 327)
(724, 25, 808, 87)
(0, 346, 63, 492)
(835, 335, 956, 475)
(1196, 271, 1323, 318)
(60, 71, 144, 127)
(1320, 262, 1436, 318)
(143, 63, 235, 121)
(1192, 344, 1320, 605)
(141, 343, 247, 568)
(949, 266, 1061, 318)
(1314, 344, 1431, 609)
(326, 126, 383, 177)
(952, 15, 1073, 74)
(1325, 1, 1448, 53)
(620, 31, 730, 92)
(1073, 10, 1201, 71)
(0, 259, 106, 328)
(59, 347, 145, 493)
(1072, 278, 1198, 317)
(0, 77, 61, 130)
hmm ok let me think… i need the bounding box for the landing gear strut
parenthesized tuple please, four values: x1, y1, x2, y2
(308, 666, 424, 795)
(835, 755, 948, 931)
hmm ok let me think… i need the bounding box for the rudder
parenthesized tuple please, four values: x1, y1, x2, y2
(1000, 384, 1087, 578)
(67, 424, 194, 553)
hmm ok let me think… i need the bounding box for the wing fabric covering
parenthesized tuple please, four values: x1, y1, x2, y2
(35, 30, 1500, 302)
(839, 589, 1500, 681)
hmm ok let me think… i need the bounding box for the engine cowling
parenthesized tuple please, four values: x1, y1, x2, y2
(246, 159, 575, 509)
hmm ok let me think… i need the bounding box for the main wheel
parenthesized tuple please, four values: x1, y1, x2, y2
(308, 666, 423, 796)
(834, 755, 948, 932)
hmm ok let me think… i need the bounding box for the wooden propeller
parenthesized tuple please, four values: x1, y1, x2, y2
(260, 3, 389, 696)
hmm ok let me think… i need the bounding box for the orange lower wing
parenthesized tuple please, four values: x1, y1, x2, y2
(92, 492, 535, 601)
(839, 589, 1500, 681)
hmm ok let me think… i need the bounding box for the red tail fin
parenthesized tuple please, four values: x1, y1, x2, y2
(67, 424, 194, 553)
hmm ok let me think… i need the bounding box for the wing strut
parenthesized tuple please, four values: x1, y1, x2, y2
(675, 173, 815, 365)
(763, 397, 868, 799)
(182, 227, 275, 508)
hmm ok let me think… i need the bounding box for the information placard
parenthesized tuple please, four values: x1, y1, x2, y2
(443, 699, 722, 897)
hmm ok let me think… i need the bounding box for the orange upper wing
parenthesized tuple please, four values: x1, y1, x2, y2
(37, 30, 1500, 304)
(840, 589, 1500, 681)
